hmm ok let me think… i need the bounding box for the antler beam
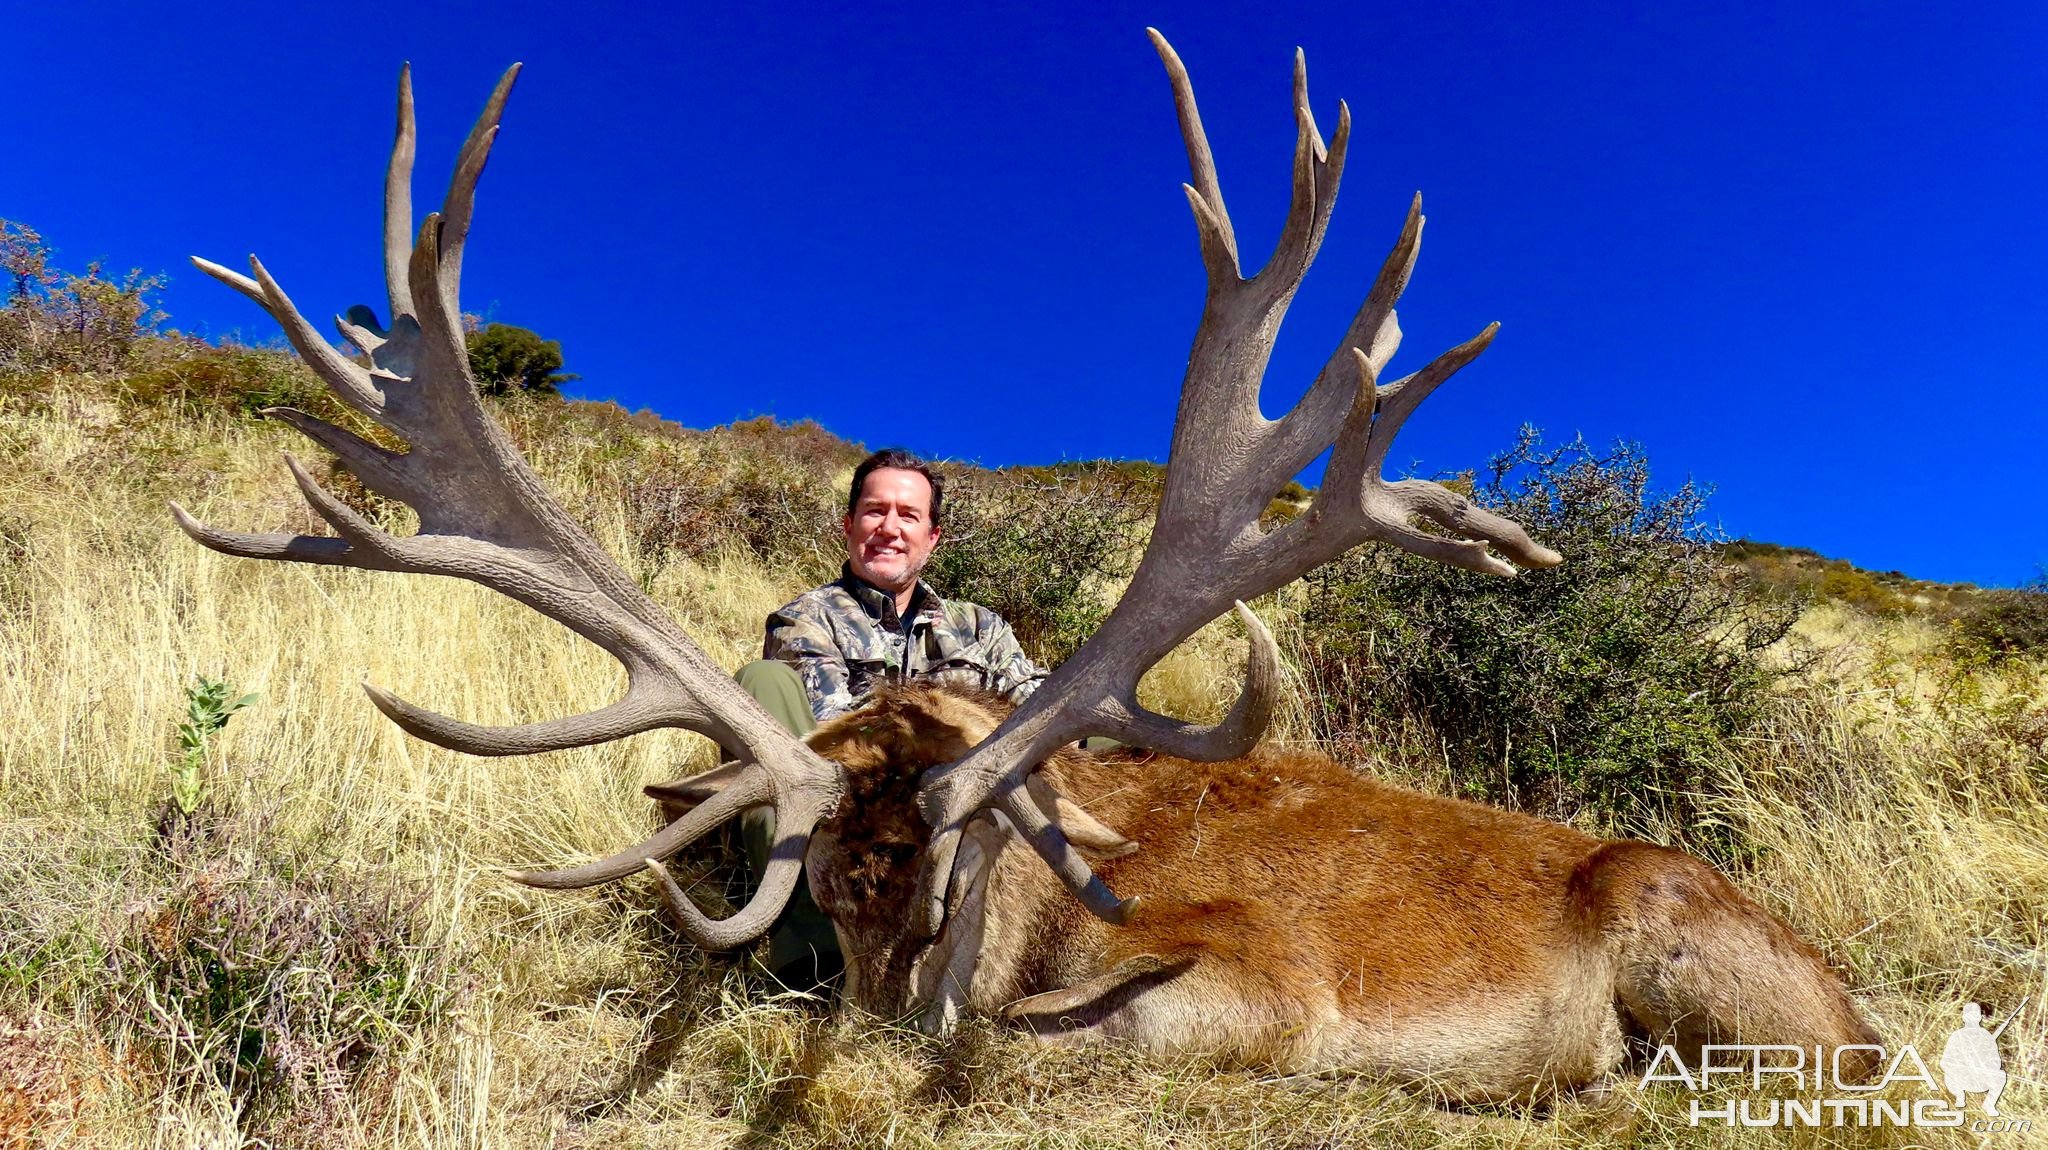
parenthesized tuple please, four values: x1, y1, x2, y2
(170, 65, 845, 951)
(910, 30, 1562, 931)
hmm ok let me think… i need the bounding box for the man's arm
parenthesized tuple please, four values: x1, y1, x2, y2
(763, 606, 861, 722)
(977, 608, 1049, 704)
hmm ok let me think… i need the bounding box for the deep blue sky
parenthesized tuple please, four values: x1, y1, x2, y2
(9, 1, 2045, 586)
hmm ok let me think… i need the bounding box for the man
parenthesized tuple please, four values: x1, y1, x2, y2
(731, 447, 1047, 989)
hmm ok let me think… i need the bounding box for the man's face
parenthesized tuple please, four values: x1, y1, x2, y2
(844, 468, 942, 595)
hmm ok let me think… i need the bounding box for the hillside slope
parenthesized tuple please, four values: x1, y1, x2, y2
(0, 339, 2043, 1147)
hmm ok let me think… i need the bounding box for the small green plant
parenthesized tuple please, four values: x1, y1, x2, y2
(169, 676, 258, 815)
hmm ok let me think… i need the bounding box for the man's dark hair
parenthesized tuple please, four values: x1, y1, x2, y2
(846, 447, 945, 528)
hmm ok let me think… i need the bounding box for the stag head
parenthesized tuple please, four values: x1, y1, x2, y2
(173, 34, 1559, 1025)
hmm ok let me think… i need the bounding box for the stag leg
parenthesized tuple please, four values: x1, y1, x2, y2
(1572, 842, 1879, 1077)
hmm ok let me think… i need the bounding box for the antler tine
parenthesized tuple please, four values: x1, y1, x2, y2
(913, 34, 1563, 933)
(188, 257, 390, 421)
(645, 809, 812, 950)
(1261, 50, 1348, 293)
(260, 408, 407, 495)
(1093, 601, 1280, 761)
(512, 770, 772, 888)
(438, 64, 520, 311)
(188, 256, 265, 310)
(998, 783, 1138, 923)
(256, 258, 393, 416)
(385, 64, 418, 327)
(364, 681, 676, 756)
(169, 500, 352, 565)
(1148, 28, 1236, 276)
(175, 66, 845, 953)
(335, 313, 387, 355)
(1259, 193, 1419, 493)
(1358, 329, 1495, 474)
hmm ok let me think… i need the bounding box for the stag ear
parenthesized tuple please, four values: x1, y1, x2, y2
(809, 687, 1001, 770)
(904, 688, 1002, 751)
(342, 303, 390, 340)
(1002, 953, 1197, 1030)
(1027, 771, 1137, 859)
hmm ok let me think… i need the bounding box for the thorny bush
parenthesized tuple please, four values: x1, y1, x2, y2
(926, 464, 1151, 666)
(618, 423, 849, 582)
(1300, 430, 1801, 845)
(1951, 577, 2048, 660)
(0, 219, 167, 377)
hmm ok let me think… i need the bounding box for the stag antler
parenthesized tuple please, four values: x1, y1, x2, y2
(169, 65, 844, 951)
(911, 31, 1563, 931)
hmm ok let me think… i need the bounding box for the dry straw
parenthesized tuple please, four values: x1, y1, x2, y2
(0, 385, 2041, 1147)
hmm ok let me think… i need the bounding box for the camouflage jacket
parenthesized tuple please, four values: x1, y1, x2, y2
(763, 567, 1047, 721)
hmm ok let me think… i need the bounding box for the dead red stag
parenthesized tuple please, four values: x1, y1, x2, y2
(174, 33, 1876, 1105)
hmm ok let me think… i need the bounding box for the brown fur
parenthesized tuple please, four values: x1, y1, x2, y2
(796, 685, 1877, 1104)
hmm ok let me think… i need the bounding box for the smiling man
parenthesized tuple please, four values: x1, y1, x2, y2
(758, 448, 1047, 721)
(731, 447, 1047, 988)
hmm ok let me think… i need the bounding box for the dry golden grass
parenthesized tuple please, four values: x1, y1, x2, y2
(1, 386, 2042, 1147)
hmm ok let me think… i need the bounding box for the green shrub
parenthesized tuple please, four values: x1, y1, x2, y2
(0, 219, 167, 376)
(121, 343, 338, 421)
(1952, 579, 2048, 659)
(1718, 538, 1972, 618)
(924, 464, 1150, 666)
(1813, 565, 1911, 616)
(135, 822, 456, 1137)
(114, 806, 460, 1146)
(1299, 430, 1801, 841)
(465, 322, 578, 396)
(618, 422, 851, 581)
(0, 814, 461, 1148)
(717, 413, 867, 471)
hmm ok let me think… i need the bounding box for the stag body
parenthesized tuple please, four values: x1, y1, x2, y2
(798, 686, 1877, 1105)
